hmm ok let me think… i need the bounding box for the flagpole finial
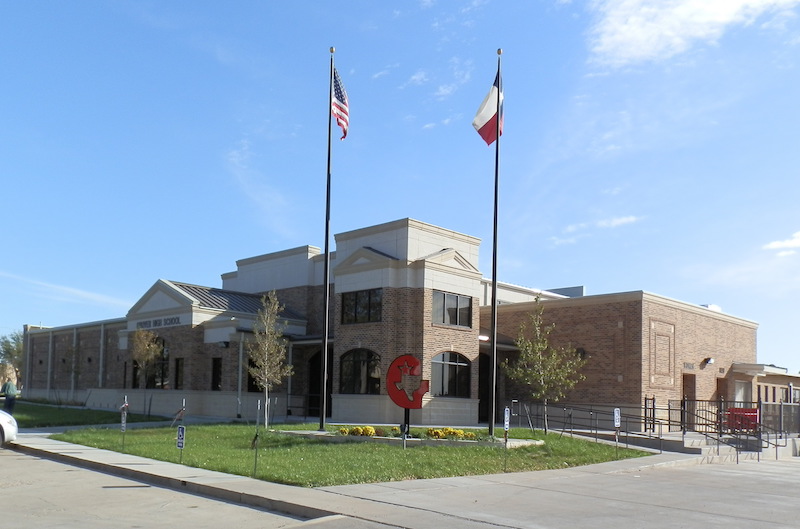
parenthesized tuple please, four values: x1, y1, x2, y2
(330, 46, 335, 54)
(497, 48, 502, 56)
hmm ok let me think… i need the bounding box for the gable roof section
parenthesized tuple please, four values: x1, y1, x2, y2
(168, 281, 263, 313)
(335, 246, 400, 272)
(129, 279, 305, 321)
(168, 281, 305, 320)
(418, 248, 480, 274)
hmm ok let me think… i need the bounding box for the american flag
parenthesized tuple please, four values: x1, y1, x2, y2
(331, 68, 349, 140)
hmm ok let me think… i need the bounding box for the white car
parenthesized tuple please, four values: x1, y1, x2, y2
(0, 409, 18, 445)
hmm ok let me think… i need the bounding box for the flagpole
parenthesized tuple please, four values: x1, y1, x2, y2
(488, 48, 502, 438)
(319, 47, 335, 431)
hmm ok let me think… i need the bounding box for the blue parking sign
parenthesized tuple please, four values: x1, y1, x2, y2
(177, 425, 186, 449)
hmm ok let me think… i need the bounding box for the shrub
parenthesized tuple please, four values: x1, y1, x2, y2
(338, 427, 349, 436)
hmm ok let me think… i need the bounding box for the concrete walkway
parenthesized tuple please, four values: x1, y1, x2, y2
(10, 428, 800, 529)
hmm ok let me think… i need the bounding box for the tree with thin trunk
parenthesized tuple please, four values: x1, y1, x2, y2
(131, 329, 161, 415)
(502, 297, 587, 432)
(0, 331, 24, 375)
(248, 292, 293, 430)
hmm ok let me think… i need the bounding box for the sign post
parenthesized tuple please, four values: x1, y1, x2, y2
(613, 407, 621, 457)
(503, 406, 511, 472)
(176, 424, 186, 464)
(387, 355, 429, 450)
(120, 395, 129, 449)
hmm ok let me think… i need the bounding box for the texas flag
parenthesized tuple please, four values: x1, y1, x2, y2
(472, 73, 503, 145)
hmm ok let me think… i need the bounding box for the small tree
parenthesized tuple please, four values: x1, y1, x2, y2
(502, 297, 587, 432)
(248, 292, 293, 429)
(0, 330, 24, 375)
(130, 329, 162, 415)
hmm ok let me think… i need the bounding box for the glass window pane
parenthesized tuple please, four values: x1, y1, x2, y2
(369, 289, 382, 322)
(432, 361, 444, 396)
(431, 352, 471, 398)
(458, 296, 471, 327)
(340, 349, 381, 394)
(355, 291, 369, 323)
(433, 291, 444, 324)
(342, 293, 355, 324)
(445, 294, 458, 325)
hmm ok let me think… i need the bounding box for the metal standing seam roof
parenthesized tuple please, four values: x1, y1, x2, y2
(167, 281, 305, 321)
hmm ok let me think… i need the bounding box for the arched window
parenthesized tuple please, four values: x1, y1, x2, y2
(431, 352, 471, 398)
(340, 349, 381, 394)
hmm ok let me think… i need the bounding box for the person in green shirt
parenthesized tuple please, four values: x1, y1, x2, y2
(1, 377, 19, 415)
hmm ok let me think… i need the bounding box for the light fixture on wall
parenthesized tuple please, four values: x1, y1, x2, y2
(218, 341, 230, 348)
(704, 357, 715, 365)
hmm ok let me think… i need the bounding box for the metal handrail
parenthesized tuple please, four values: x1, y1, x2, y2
(511, 399, 790, 462)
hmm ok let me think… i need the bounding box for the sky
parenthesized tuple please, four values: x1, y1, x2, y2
(1, 1, 798, 372)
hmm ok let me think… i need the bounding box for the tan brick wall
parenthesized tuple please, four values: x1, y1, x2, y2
(24, 322, 127, 395)
(489, 292, 757, 408)
(330, 286, 479, 398)
(642, 297, 756, 405)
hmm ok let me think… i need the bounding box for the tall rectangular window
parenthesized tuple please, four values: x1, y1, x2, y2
(341, 288, 382, 324)
(174, 358, 184, 390)
(432, 291, 472, 328)
(211, 357, 222, 391)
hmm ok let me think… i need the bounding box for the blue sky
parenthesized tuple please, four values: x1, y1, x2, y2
(1, 1, 798, 372)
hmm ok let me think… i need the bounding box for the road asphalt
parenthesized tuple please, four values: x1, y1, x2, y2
(8, 426, 800, 529)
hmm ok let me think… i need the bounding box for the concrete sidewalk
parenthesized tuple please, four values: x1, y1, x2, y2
(12, 429, 798, 529)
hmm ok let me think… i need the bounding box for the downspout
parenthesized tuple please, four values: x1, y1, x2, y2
(237, 331, 244, 418)
(98, 323, 105, 388)
(71, 328, 77, 400)
(287, 341, 293, 411)
(47, 331, 53, 397)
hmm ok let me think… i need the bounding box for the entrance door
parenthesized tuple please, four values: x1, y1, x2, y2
(682, 373, 696, 429)
(308, 351, 332, 418)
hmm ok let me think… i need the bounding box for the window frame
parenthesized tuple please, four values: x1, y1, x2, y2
(341, 288, 383, 324)
(432, 291, 472, 328)
(431, 351, 471, 398)
(339, 348, 382, 394)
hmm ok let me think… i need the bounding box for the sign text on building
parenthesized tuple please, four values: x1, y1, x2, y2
(136, 316, 181, 329)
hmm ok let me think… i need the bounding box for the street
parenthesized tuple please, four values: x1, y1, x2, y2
(0, 449, 380, 529)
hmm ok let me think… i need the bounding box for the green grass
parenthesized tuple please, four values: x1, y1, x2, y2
(12, 401, 153, 428)
(52, 423, 650, 487)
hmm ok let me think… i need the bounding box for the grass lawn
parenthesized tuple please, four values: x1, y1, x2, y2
(12, 401, 153, 428)
(52, 423, 651, 487)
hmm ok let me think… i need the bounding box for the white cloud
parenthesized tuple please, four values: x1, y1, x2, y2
(406, 70, 429, 86)
(589, 0, 800, 67)
(226, 138, 293, 238)
(432, 57, 473, 99)
(566, 215, 641, 233)
(597, 215, 641, 228)
(434, 84, 457, 97)
(0, 270, 131, 309)
(763, 231, 800, 250)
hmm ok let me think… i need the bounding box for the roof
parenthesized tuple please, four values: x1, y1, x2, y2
(167, 281, 305, 321)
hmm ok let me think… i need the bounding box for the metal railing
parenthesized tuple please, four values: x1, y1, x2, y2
(510, 398, 792, 462)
